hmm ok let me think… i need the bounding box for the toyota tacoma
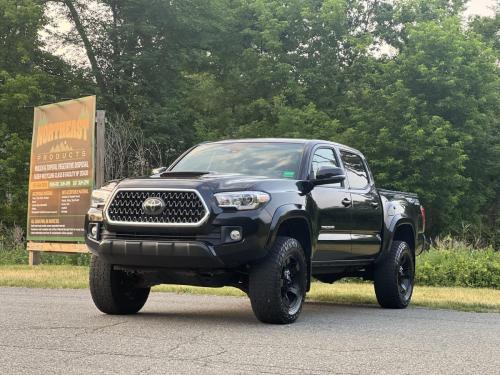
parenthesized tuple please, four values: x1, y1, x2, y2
(85, 139, 426, 324)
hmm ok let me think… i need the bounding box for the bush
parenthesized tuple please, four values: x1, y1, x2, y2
(0, 224, 91, 266)
(0, 224, 27, 265)
(0, 247, 90, 266)
(416, 237, 500, 289)
(39, 252, 90, 266)
(0, 247, 28, 265)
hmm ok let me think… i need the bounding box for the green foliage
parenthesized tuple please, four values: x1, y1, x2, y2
(0, 0, 43, 227)
(0, 0, 498, 243)
(416, 238, 500, 288)
(0, 0, 90, 227)
(183, 0, 499, 238)
(62, 0, 225, 153)
(0, 224, 90, 265)
(0, 247, 28, 265)
(41, 252, 90, 266)
(469, 11, 500, 57)
(0, 247, 90, 266)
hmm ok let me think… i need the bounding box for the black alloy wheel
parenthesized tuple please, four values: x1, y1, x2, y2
(374, 240, 415, 309)
(249, 236, 307, 324)
(397, 251, 414, 303)
(280, 254, 305, 316)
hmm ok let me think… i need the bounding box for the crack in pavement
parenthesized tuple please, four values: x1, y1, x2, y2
(0, 343, 347, 374)
(2, 326, 87, 331)
(0, 321, 129, 339)
(165, 332, 206, 355)
(89, 320, 128, 334)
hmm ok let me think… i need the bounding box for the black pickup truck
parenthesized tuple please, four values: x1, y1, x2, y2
(85, 139, 426, 324)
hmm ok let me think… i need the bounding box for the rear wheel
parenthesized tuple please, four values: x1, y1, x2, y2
(249, 236, 307, 324)
(374, 241, 414, 309)
(89, 255, 150, 315)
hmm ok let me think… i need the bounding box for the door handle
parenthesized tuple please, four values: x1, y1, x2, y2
(341, 198, 352, 207)
(370, 201, 379, 208)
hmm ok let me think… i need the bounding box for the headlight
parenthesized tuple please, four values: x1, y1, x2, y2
(214, 191, 270, 210)
(90, 182, 117, 209)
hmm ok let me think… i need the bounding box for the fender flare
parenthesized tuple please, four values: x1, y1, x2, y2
(267, 205, 312, 248)
(376, 215, 416, 263)
(266, 204, 314, 291)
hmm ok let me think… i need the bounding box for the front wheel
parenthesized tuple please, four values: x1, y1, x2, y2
(89, 255, 150, 315)
(249, 236, 307, 324)
(374, 241, 415, 309)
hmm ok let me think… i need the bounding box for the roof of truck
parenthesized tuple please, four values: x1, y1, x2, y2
(205, 138, 360, 154)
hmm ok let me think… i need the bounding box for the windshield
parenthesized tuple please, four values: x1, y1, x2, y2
(171, 142, 305, 179)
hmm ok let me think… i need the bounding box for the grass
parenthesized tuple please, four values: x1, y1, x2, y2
(1, 265, 499, 313)
(0, 265, 88, 289)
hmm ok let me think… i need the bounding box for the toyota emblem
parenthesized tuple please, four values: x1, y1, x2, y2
(142, 197, 166, 216)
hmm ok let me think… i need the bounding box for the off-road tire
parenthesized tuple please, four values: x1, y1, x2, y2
(89, 255, 150, 315)
(249, 236, 307, 324)
(374, 241, 415, 309)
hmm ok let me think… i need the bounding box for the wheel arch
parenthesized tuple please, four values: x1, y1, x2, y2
(393, 223, 416, 255)
(377, 216, 416, 264)
(267, 206, 313, 291)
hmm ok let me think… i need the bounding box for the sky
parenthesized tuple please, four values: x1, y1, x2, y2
(464, 0, 498, 17)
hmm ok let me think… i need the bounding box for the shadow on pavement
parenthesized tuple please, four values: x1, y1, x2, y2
(131, 308, 260, 326)
(94, 299, 384, 327)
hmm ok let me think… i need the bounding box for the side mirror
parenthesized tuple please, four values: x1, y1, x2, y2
(152, 166, 167, 175)
(312, 166, 345, 185)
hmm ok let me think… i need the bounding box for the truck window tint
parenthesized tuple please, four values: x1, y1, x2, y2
(340, 151, 369, 189)
(311, 148, 341, 187)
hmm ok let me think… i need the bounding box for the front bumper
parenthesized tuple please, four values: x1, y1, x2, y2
(85, 208, 272, 269)
(88, 238, 225, 268)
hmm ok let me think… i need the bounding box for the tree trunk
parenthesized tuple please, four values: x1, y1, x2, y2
(62, 0, 107, 95)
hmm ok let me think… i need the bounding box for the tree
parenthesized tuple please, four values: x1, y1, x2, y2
(0, 0, 88, 227)
(8, 0, 495, 243)
(57, 0, 224, 155)
(183, 0, 499, 240)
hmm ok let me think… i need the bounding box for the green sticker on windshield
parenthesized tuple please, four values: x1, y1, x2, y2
(282, 171, 295, 178)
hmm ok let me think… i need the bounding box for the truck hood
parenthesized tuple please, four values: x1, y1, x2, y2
(112, 173, 290, 193)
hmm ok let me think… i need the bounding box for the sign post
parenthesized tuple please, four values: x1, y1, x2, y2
(95, 110, 106, 189)
(26, 96, 97, 265)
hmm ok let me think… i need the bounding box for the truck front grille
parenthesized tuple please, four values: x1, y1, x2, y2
(106, 189, 209, 226)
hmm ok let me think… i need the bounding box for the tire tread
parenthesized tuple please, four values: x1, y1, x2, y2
(249, 236, 306, 324)
(374, 241, 414, 309)
(89, 255, 150, 315)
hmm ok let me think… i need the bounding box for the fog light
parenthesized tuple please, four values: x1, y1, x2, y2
(89, 224, 99, 240)
(229, 229, 242, 241)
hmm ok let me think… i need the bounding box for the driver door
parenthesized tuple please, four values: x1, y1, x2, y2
(310, 147, 353, 262)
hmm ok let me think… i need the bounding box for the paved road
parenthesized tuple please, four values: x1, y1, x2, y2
(0, 288, 499, 374)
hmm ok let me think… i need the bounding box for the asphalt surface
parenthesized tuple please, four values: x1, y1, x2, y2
(0, 288, 499, 375)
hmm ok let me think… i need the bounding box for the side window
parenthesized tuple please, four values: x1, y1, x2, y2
(340, 151, 369, 189)
(311, 148, 341, 187)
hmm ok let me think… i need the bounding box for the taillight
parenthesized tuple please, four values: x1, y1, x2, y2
(420, 206, 426, 231)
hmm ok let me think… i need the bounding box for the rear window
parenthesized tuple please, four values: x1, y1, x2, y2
(340, 151, 370, 189)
